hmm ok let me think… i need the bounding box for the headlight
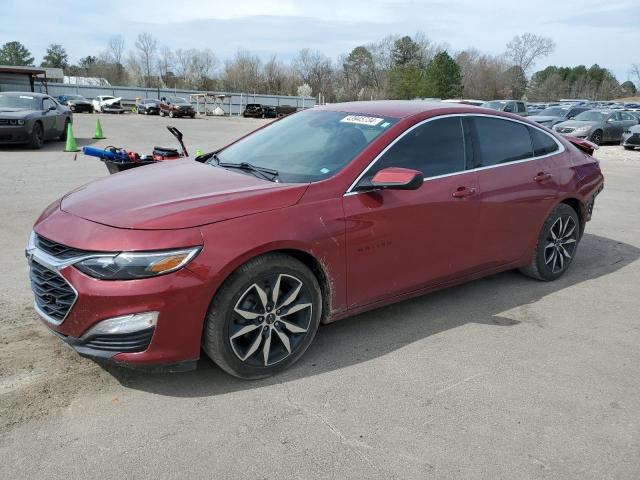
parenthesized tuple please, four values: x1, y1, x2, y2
(75, 247, 201, 280)
(573, 125, 592, 133)
(17, 119, 25, 125)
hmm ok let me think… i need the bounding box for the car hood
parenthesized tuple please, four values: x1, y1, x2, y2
(61, 159, 309, 230)
(0, 108, 36, 117)
(68, 99, 91, 105)
(528, 115, 559, 122)
(556, 120, 599, 128)
(98, 97, 121, 105)
(629, 124, 640, 133)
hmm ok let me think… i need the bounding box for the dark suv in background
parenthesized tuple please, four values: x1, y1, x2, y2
(57, 94, 94, 113)
(242, 103, 264, 118)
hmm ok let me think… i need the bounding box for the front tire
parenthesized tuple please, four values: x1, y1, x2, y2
(59, 119, 70, 141)
(623, 145, 635, 151)
(520, 203, 580, 281)
(28, 122, 44, 149)
(203, 253, 322, 379)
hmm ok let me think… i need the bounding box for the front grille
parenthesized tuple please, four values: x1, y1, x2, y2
(84, 328, 154, 352)
(36, 234, 90, 259)
(30, 260, 77, 323)
(0, 119, 8, 125)
(557, 127, 574, 133)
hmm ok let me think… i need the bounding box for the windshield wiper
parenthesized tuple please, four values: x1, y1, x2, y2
(217, 161, 279, 181)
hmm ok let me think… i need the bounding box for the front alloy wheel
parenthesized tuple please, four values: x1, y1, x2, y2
(230, 274, 312, 367)
(203, 253, 322, 379)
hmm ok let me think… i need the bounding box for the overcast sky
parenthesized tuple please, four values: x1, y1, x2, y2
(2, 0, 638, 82)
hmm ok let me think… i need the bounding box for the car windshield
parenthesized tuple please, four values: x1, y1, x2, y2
(170, 97, 188, 104)
(212, 109, 398, 183)
(574, 111, 606, 122)
(0, 94, 39, 110)
(539, 107, 568, 117)
(481, 101, 506, 110)
(66, 95, 85, 100)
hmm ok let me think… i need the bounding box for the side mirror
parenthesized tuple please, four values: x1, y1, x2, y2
(48, 105, 57, 111)
(369, 167, 423, 191)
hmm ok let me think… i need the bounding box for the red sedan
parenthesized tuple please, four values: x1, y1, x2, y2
(27, 101, 604, 379)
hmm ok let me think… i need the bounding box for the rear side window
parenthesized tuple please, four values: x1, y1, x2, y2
(369, 117, 466, 179)
(471, 117, 533, 167)
(517, 102, 526, 113)
(529, 127, 559, 156)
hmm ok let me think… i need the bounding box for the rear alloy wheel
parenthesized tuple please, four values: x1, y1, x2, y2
(203, 253, 321, 379)
(520, 203, 580, 281)
(28, 122, 44, 149)
(590, 130, 603, 145)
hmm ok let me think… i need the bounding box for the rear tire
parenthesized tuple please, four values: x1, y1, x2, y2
(520, 203, 580, 281)
(202, 253, 322, 379)
(590, 130, 603, 145)
(28, 122, 44, 149)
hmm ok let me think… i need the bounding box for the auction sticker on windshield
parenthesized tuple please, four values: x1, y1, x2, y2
(340, 115, 384, 126)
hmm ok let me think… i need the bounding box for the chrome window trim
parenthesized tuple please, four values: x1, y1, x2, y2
(344, 112, 565, 196)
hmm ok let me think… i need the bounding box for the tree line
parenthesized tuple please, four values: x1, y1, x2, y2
(0, 33, 637, 101)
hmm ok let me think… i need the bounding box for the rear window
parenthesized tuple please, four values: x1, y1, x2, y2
(530, 127, 559, 156)
(471, 117, 533, 167)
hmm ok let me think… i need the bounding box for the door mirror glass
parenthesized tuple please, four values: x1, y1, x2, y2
(369, 167, 423, 191)
(48, 105, 57, 111)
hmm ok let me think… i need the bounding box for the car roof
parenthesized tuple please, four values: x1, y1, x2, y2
(317, 100, 484, 119)
(1, 91, 49, 98)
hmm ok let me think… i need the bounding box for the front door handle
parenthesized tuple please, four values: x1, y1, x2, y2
(534, 172, 553, 182)
(452, 186, 477, 198)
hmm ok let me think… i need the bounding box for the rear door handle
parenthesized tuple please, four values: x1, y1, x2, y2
(534, 172, 553, 182)
(452, 186, 477, 198)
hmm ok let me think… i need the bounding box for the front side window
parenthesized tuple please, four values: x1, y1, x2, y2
(42, 98, 55, 110)
(213, 109, 398, 183)
(365, 116, 466, 181)
(471, 116, 533, 167)
(517, 102, 526, 113)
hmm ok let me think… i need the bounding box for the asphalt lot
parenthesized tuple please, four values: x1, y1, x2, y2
(1, 112, 639, 479)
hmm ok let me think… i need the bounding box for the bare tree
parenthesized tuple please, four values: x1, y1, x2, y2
(263, 56, 291, 95)
(190, 49, 218, 89)
(222, 48, 262, 93)
(631, 64, 640, 90)
(291, 49, 334, 98)
(506, 33, 555, 75)
(134, 32, 158, 87)
(157, 46, 175, 87)
(106, 35, 126, 84)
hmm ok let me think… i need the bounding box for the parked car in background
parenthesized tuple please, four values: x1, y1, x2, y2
(0, 92, 72, 149)
(529, 105, 590, 128)
(263, 105, 277, 118)
(160, 97, 195, 118)
(622, 123, 640, 150)
(92, 96, 126, 114)
(57, 94, 94, 113)
(554, 109, 638, 145)
(481, 100, 528, 116)
(26, 101, 603, 378)
(441, 99, 484, 106)
(243, 103, 264, 118)
(137, 99, 161, 115)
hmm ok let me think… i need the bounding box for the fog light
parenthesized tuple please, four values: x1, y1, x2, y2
(83, 311, 159, 337)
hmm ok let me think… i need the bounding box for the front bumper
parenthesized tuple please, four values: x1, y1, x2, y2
(26, 231, 209, 369)
(622, 132, 640, 147)
(0, 124, 30, 143)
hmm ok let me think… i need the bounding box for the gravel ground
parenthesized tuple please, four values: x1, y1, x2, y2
(1, 113, 639, 479)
